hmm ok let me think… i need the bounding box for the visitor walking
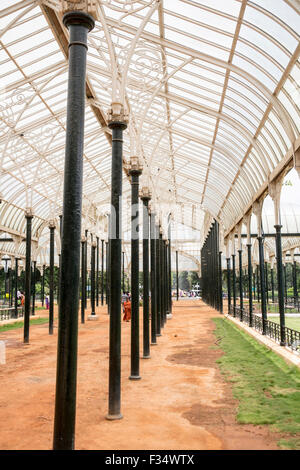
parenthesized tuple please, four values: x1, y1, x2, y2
(123, 295, 131, 322)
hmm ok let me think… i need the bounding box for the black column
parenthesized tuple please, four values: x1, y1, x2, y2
(232, 253, 236, 317)
(168, 217, 172, 317)
(293, 260, 298, 306)
(275, 225, 285, 346)
(84, 229, 88, 309)
(141, 191, 151, 359)
(90, 241, 96, 316)
(247, 244, 253, 327)
(96, 236, 99, 307)
(101, 239, 104, 306)
(284, 263, 287, 304)
(258, 236, 267, 335)
(122, 251, 125, 294)
(14, 258, 19, 318)
(105, 241, 108, 306)
(53, 11, 94, 451)
(219, 252, 223, 314)
(24, 211, 33, 344)
(156, 225, 161, 337)
(81, 236, 86, 324)
(226, 258, 231, 313)
(49, 224, 55, 335)
(42, 264, 45, 307)
(129, 163, 142, 380)
(106, 110, 127, 420)
(32, 260, 36, 316)
(271, 266, 275, 303)
(265, 261, 269, 306)
(238, 248, 243, 321)
(150, 212, 157, 344)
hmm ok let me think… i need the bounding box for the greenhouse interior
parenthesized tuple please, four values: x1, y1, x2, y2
(0, 0, 299, 453)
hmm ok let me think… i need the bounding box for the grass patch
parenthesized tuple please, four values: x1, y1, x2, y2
(0, 317, 49, 332)
(213, 317, 300, 449)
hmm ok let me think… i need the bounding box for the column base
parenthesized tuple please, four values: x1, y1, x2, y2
(280, 341, 286, 347)
(105, 413, 123, 421)
(88, 314, 99, 321)
(151, 342, 157, 345)
(167, 313, 173, 319)
(142, 355, 151, 359)
(129, 375, 141, 380)
(156, 333, 162, 337)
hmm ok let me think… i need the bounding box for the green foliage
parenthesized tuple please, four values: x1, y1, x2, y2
(213, 317, 300, 449)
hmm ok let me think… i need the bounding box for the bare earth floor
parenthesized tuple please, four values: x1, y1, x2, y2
(0, 300, 284, 450)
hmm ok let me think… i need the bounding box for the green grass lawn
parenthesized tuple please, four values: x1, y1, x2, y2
(213, 317, 300, 449)
(268, 316, 300, 332)
(0, 317, 49, 333)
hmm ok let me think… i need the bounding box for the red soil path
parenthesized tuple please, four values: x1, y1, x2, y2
(0, 300, 282, 450)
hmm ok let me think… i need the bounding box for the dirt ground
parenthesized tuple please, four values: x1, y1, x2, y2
(0, 300, 284, 450)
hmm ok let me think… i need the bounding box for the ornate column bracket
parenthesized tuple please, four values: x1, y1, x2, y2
(294, 148, 300, 178)
(252, 199, 264, 237)
(268, 175, 285, 226)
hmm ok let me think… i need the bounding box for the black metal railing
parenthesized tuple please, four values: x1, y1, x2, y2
(227, 305, 300, 353)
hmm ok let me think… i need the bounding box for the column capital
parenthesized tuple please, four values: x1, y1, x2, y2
(128, 156, 143, 176)
(48, 219, 56, 229)
(63, 8, 95, 31)
(25, 207, 34, 218)
(107, 102, 128, 129)
(140, 186, 152, 201)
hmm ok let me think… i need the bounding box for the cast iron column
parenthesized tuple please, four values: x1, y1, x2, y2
(129, 158, 142, 380)
(84, 229, 88, 308)
(275, 225, 286, 346)
(271, 266, 275, 303)
(105, 241, 108, 305)
(284, 263, 287, 304)
(49, 222, 55, 335)
(247, 244, 253, 327)
(156, 224, 161, 337)
(106, 104, 127, 420)
(258, 236, 267, 335)
(141, 188, 151, 359)
(238, 248, 243, 321)
(293, 260, 298, 306)
(14, 258, 19, 318)
(219, 252, 223, 314)
(53, 11, 94, 450)
(96, 236, 99, 307)
(32, 260, 36, 316)
(90, 241, 96, 316)
(232, 253, 236, 317)
(81, 236, 86, 324)
(41, 264, 45, 307)
(101, 239, 104, 305)
(122, 251, 125, 294)
(265, 262, 269, 306)
(226, 258, 231, 313)
(150, 212, 157, 344)
(168, 216, 172, 317)
(24, 210, 33, 343)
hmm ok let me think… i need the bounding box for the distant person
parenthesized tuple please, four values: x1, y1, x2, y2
(45, 295, 49, 310)
(123, 296, 131, 322)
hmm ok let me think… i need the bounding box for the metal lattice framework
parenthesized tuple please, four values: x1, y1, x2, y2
(0, 0, 300, 268)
